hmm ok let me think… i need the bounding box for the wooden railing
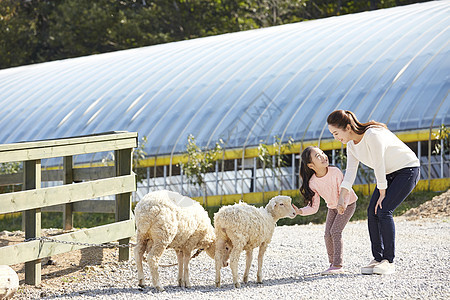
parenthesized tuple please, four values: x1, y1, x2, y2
(0, 131, 137, 285)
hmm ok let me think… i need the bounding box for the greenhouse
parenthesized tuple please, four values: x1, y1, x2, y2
(0, 1, 449, 204)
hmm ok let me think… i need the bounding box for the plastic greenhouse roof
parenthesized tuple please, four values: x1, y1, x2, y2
(0, 1, 449, 166)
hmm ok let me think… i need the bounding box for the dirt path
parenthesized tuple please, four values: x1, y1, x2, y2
(1, 189, 448, 298)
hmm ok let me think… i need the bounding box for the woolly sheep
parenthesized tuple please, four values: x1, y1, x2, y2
(0, 265, 19, 299)
(133, 190, 230, 291)
(214, 195, 296, 288)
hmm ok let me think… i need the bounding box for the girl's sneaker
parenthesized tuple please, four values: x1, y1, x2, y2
(320, 265, 345, 275)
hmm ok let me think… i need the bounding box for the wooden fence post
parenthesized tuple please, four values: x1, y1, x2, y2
(115, 148, 133, 261)
(63, 156, 74, 230)
(23, 159, 41, 286)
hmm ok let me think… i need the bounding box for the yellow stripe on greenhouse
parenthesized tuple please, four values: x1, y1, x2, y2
(42, 128, 440, 170)
(139, 128, 440, 167)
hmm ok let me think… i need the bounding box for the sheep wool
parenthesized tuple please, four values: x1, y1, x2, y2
(214, 195, 296, 288)
(134, 190, 218, 292)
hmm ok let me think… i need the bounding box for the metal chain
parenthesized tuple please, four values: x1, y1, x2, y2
(23, 237, 204, 268)
(24, 236, 135, 248)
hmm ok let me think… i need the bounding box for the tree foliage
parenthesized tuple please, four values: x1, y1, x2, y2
(181, 134, 223, 187)
(0, 161, 21, 175)
(0, 0, 429, 70)
(257, 135, 294, 195)
(101, 135, 148, 183)
(0, 162, 21, 193)
(133, 135, 149, 183)
(180, 134, 223, 205)
(432, 124, 449, 156)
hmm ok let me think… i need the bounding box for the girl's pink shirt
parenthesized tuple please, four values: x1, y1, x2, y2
(300, 166, 358, 216)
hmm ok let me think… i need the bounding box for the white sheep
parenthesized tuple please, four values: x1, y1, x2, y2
(0, 265, 19, 299)
(133, 190, 229, 291)
(214, 195, 296, 288)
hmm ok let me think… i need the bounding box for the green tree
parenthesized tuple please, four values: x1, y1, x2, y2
(335, 148, 347, 170)
(102, 135, 148, 184)
(432, 124, 449, 156)
(180, 134, 223, 207)
(133, 136, 149, 184)
(0, 0, 431, 70)
(0, 0, 54, 68)
(273, 135, 294, 193)
(257, 140, 271, 196)
(257, 136, 294, 196)
(0, 162, 21, 193)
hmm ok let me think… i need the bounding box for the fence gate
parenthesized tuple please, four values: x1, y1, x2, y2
(0, 131, 137, 285)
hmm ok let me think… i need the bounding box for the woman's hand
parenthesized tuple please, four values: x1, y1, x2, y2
(339, 188, 349, 204)
(292, 204, 302, 216)
(375, 189, 386, 214)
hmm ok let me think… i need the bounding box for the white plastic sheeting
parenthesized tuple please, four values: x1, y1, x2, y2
(0, 1, 449, 167)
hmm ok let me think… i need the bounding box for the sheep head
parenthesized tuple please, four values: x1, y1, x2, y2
(265, 195, 296, 222)
(196, 226, 230, 267)
(205, 239, 231, 268)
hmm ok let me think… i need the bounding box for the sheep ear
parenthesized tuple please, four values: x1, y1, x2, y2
(271, 199, 277, 209)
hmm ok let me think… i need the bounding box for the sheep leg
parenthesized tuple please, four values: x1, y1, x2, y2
(215, 238, 226, 288)
(147, 243, 167, 292)
(243, 249, 253, 284)
(134, 239, 148, 287)
(182, 251, 192, 288)
(230, 244, 244, 288)
(176, 250, 184, 287)
(257, 242, 268, 284)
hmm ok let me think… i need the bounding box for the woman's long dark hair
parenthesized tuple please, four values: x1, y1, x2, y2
(299, 146, 317, 207)
(327, 110, 387, 134)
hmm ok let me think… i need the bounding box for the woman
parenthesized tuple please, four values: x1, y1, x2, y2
(327, 110, 420, 275)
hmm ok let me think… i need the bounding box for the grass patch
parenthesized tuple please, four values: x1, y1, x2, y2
(277, 190, 441, 226)
(0, 212, 115, 232)
(0, 190, 442, 232)
(206, 190, 441, 227)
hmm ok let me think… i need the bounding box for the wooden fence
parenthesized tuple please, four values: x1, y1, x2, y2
(0, 131, 137, 285)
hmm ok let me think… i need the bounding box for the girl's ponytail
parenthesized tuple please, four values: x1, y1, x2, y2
(299, 146, 316, 206)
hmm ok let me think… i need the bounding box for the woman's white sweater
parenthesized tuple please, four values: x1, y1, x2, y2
(341, 127, 420, 191)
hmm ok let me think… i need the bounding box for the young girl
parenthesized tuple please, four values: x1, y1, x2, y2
(327, 110, 420, 275)
(293, 146, 358, 275)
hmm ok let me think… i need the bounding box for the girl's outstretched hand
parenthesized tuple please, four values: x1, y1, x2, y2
(292, 204, 302, 216)
(337, 202, 346, 215)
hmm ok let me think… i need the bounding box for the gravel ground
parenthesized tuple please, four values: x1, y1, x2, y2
(14, 215, 449, 300)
